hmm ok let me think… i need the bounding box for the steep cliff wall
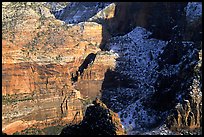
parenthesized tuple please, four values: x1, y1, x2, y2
(2, 2, 202, 135)
(2, 2, 114, 135)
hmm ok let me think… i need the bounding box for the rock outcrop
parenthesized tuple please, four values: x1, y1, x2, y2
(53, 2, 112, 24)
(149, 3, 202, 130)
(98, 2, 202, 134)
(60, 98, 125, 135)
(2, 2, 202, 135)
(53, 2, 189, 41)
(103, 2, 188, 39)
(2, 88, 84, 135)
(2, 2, 113, 95)
(2, 2, 115, 135)
(166, 48, 202, 130)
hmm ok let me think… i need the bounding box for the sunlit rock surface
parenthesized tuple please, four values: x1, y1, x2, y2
(2, 2, 202, 135)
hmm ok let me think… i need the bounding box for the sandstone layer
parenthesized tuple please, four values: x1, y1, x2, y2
(2, 2, 115, 135)
(2, 2, 202, 135)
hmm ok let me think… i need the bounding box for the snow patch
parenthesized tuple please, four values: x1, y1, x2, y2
(118, 98, 158, 134)
(105, 26, 168, 133)
(186, 2, 202, 23)
(109, 27, 166, 96)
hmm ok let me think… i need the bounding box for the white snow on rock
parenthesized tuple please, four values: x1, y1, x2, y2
(106, 25, 200, 134)
(88, 3, 116, 21)
(106, 27, 168, 134)
(83, 2, 201, 134)
(53, 2, 112, 24)
(185, 2, 202, 23)
(118, 98, 158, 134)
(109, 27, 167, 96)
(140, 124, 176, 135)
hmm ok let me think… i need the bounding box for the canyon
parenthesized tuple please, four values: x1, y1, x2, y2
(2, 2, 202, 135)
(2, 2, 115, 135)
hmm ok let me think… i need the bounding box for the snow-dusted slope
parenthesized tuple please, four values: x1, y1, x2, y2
(53, 2, 112, 24)
(101, 27, 168, 133)
(111, 27, 166, 92)
(103, 20, 201, 134)
(106, 27, 166, 101)
(185, 2, 202, 23)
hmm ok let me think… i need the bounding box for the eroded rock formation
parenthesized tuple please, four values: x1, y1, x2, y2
(166, 48, 202, 130)
(60, 98, 125, 135)
(2, 2, 115, 135)
(2, 2, 202, 135)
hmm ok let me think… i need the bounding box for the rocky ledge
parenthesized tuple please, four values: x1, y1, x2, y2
(60, 98, 125, 135)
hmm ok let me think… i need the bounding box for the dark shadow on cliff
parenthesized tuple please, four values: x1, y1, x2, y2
(60, 98, 125, 135)
(71, 53, 96, 83)
(97, 1, 202, 132)
(98, 2, 189, 111)
(69, 0, 192, 123)
(98, 2, 188, 51)
(78, 53, 96, 75)
(63, 2, 202, 135)
(100, 69, 140, 113)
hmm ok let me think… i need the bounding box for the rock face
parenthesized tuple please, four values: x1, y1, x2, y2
(53, 2, 112, 24)
(2, 2, 202, 135)
(53, 2, 189, 41)
(151, 41, 201, 111)
(100, 27, 167, 133)
(60, 98, 125, 135)
(165, 3, 202, 132)
(150, 2, 202, 130)
(2, 2, 112, 95)
(184, 2, 202, 42)
(104, 2, 188, 39)
(2, 87, 84, 135)
(98, 2, 201, 134)
(2, 2, 115, 135)
(165, 48, 202, 130)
